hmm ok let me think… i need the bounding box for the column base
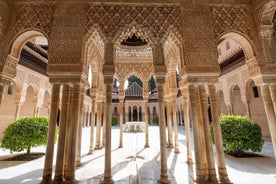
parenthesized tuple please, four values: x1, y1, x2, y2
(94, 146, 103, 150)
(53, 176, 64, 184)
(195, 175, 207, 184)
(144, 143, 150, 148)
(64, 179, 79, 184)
(186, 157, 193, 164)
(101, 177, 114, 184)
(167, 144, 174, 148)
(174, 148, 180, 154)
(88, 150, 94, 155)
(118, 144, 123, 148)
(207, 174, 218, 184)
(158, 176, 170, 184)
(75, 161, 82, 167)
(40, 175, 52, 184)
(219, 175, 232, 184)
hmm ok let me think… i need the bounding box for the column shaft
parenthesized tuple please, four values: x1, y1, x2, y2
(102, 82, 114, 183)
(76, 87, 85, 166)
(157, 83, 170, 184)
(199, 85, 217, 183)
(102, 102, 107, 148)
(95, 102, 102, 149)
(0, 84, 4, 107)
(89, 100, 96, 154)
(166, 102, 174, 148)
(189, 84, 206, 183)
(144, 101, 150, 148)
(66, 84, 81, 182)
(182, 88, 193, 163)
(41, 84, 60, 183)
(14, 102, 22, 120)
(172, 100, 179, 153)
(119, 101, 124, 148)
(261, 85, 276, 158)
(208, 84, 231, 184)
(54, 84, 70, 183)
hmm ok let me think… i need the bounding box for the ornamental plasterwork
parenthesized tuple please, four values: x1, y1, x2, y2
(115, 45, 153, 62)
(86, 4, 181, 42)
(14, 4, 55, 38)
(115, 62, 154, 82)
(210, 5, 251, 38)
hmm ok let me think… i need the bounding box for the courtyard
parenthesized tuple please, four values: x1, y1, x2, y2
(0, 126, 275, 184)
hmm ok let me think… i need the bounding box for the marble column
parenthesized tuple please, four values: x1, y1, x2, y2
(172, 99, 180, 153)
(76, 86, 86, 166)
(199, 85, 217, 183)
(65, 84, 81, 182)
(102, 101, 107, 148)
(102, 79, 114, 184)
(53, 84, 70, 183)
(119, 99, 124, 148)
(41, 84, 60, 183)
(95, 101, 102, 149)
(14, 101, 23, 120)
(189, 84, 206, 183)
(208, 84, 231, 184)
(166, 100, 174, 148)
(243, 99, 251, 118)
(0, 84, 5, 107)
(182, 87, 193, 163)
(157, 80, 170, 184)
(88, 99, 96, 155)
(144, 100, 150, 148)
(261, 84, 276, 158)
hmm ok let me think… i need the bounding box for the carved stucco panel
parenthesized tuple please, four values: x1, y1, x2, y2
(14, 4, 55, 38)
(86, 4, 181, 42)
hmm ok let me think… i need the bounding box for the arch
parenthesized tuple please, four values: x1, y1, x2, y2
(230, 85, 245, 116)
(9, 29, 49, 59)
(20, 85, 35, 117)
(219, 31, 256, 61)
(217, 90, 228, 115)
(133, 105, 138, 121)
(260, 0, 276, 25)
(114, 25, 155, 47)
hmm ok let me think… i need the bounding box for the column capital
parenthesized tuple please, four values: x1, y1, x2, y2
(103, 75, 114, 85)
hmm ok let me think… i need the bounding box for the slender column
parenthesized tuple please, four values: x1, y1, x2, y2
(227, 103, 234, 115)
(166, 101, 174, 148)
(243, 99, 251, 118)
(102, 101, 107, 148)
(261, 84, 276, 158)
(199, 85, 218, 183)
(189, 84, 206, 183)
(88, 99, 96, 154)
(102, 79, 114, 184)
(76, 86, 86, 166)
(95, 101, 102, 149)
(41, 84, 60, 183)
(53, 84, 70, 183)
(144, 100, 150, 148)
(118, 99, 124, 148)
(172, 100, 180, 153)
(182, 87, 193, 163)
(157, 79, 170, 184)
(208, 84, 231, 184)
(0, 84, 5, 107)
(65, 84, 81, 182)
(14, 101, 23, 120)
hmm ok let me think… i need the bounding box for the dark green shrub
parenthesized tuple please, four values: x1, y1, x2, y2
(211, 115, 264, 155)
(153, 116, 159, 125)
(0, 117, 55, 155)
(112, 117, 118, 126)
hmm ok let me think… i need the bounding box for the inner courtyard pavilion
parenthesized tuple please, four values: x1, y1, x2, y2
(0, 0, 276, 184)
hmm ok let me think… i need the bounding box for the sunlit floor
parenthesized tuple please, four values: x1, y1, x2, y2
(0, 126, 275, 184)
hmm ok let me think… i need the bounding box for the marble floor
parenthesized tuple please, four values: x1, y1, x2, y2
(0, 126, 275, 184)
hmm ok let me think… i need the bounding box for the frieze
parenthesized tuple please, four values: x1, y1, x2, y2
(86, 4, 181, 42)
(14, 3, 55, 38)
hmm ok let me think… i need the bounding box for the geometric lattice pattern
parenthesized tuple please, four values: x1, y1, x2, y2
(210, 6, 251, 38)
(14, 4, 55, 37)
(87, 4, 181, 42)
